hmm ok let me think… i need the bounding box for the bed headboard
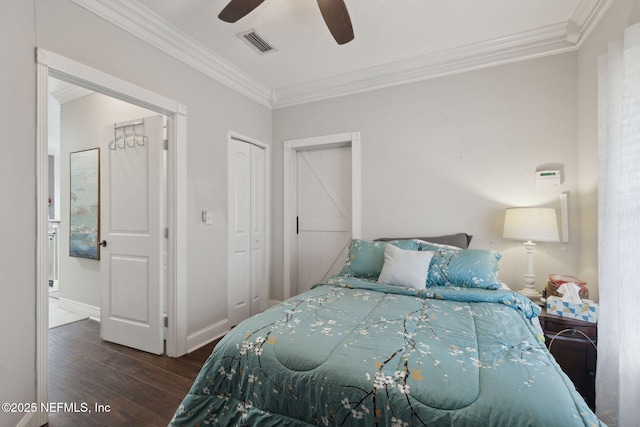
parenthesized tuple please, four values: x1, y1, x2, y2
(375, 233, 472, 249)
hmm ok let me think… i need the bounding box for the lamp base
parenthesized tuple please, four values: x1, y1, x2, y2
(519, 241, 542, 302)
(517, 288, 542, 301)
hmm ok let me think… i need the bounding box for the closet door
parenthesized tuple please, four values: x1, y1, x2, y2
(228, 139, 265, 327)
(249, 145, 265, 316)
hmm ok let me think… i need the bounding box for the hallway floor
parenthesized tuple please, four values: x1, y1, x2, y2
(49, 295, 87, 329)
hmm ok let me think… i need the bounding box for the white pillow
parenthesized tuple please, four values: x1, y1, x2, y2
(378, 244, 434, 289)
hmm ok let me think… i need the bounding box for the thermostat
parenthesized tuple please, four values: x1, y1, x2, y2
(536, 170, 561, 187)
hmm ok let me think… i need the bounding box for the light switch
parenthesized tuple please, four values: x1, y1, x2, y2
(202, 210, 213, 225)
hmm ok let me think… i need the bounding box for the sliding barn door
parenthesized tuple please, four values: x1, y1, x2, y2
(100, 115, 164, 355)
(295, 146, 352, 295)
(228, 138, 265, 327)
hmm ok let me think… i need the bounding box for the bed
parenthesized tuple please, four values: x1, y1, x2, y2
(170, 236, 603, 426)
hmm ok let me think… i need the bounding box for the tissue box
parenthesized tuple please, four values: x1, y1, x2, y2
(546, 296, 598, 323)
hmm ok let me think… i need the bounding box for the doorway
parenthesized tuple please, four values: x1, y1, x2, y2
(47, 80, 164, 334)
(283, 132, 362, 300)
(36, 48, 188, 426)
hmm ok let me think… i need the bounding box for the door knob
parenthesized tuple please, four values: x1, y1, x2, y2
(98, 240, 107, 247)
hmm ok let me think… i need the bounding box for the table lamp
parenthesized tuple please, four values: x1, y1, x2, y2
(503, 207, 560, 298)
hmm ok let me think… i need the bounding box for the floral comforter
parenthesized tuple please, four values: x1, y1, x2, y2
(170, 277, 603, 426)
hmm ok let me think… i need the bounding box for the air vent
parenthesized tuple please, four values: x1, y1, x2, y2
(239, 30, 276, 54)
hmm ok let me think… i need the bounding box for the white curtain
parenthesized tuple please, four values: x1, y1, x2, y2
(597, 23, 640, 427)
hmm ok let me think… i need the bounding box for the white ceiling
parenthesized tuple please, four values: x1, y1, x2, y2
(74, 0, 612, 108)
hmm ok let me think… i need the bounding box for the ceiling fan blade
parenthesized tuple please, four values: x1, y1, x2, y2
(316, 0, 354, 44)
(218, 0, 266, 23)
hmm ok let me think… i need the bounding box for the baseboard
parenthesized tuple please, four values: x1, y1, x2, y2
(58, 297, 101, 321)
(16, 411, 38, 427)
(186, 318, 229, 353)
(268, 299, 282, 308)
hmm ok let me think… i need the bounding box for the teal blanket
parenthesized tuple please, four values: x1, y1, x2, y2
(170, 277, 603, 426)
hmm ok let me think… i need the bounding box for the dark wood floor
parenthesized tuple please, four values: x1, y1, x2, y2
(46, 319, 219, 426)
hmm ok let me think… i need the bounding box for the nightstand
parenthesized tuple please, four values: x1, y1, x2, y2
(538, 307, 598, 411)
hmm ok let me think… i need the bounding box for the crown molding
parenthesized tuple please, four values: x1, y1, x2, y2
(71, 0, 273, 108)
(273, 24, 573, 108)
(572, 0, 615, 47)
(72, 0, 611, 110)
(273, 0, 613, 108)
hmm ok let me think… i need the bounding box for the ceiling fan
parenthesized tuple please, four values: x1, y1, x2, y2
(218, 0, 354, 45)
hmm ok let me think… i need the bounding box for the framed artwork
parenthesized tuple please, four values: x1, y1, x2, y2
(69, 148, 100, 260)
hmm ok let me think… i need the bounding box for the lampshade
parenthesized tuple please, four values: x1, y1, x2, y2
(503, 207, 560, 242)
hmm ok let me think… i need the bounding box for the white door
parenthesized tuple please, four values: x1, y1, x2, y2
(100, 115, 164, 354)
(250, 145, 265, 315)
(228, 139, 265, 326)
(295, 146, 352, 294)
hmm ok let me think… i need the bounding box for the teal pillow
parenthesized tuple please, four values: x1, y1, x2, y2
(426, 248, 502, 290)
(340, 239, 418, 279)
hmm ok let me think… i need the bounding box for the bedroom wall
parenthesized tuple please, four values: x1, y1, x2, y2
(34, 0, 272, 342)
(272, 53, 581, 302)
(0, 1, 37, 426)
(58, 92, 156, 310)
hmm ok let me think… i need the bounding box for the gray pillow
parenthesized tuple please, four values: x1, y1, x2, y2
(375, 233, 472, 249)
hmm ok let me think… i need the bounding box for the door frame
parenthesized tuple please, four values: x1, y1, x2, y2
(35, 48, 188, 426)
(227, 131, 271, 323)
(282, 132, 362, 301)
